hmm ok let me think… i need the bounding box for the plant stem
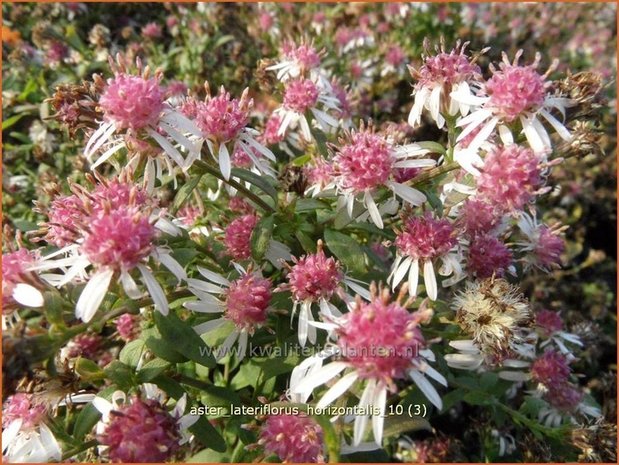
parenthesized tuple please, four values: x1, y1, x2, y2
(193, 159, 275, 213)
(410, 161, 460, 186)
(61, 439, 98, 461)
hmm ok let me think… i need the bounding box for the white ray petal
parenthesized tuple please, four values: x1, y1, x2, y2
(354, 379, 376, 446)
(193, 317, 226, 334)
(316, 372, 359, 409)
(76, 268, 114, 322)
(410, 370, 442, 410)
(218, 143, 231, 180)
(372, 384, 387, 445)
(389, 181, 427, 206)
(12, 283, 44, 307)
(120, 270, 142, 299)
(408, 258, 419, 296)
(138, 265, 168, 315)
(392, 256, 413, 289)
(423, 260, 438, 300)
(291, 361, 348, 395)
(364, 191, 383, 229)
(158, 253, 187, 282)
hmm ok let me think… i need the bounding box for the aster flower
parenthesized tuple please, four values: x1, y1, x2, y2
(451, 51, 574, 154)
(280, 241, 370, 347)
(30, 180, 185, 322)
(189, 85, 275, 181)
(445, 278, 533, 370)
(331, 127, 436, 229)
(222, 213, 291, 268)
(86, 60, 202, 174)
(267, 40, 324, 83)
(2, 248, 45, 310)
(408, 40, 483, 129)
(273, 77, 341, 142)
(535, 309, 583, 355)
(304, 156, 336, 197)
(2, 393, 62, 463)
(290, 286, 445, 446)
(92, 384, 198, 462)
(466, 234, 513, 279)
(476, 145, 543, 213)
(516, 212, 566, 271)
(258, 413, 325, 462)
(390, 212, 460, 300)
(184, 265, 272, 361)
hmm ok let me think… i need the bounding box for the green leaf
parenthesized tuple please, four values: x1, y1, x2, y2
(295, 230, 316, 253)
(74, 358, 105, 381)
(311, 127, 330, 159)
(295, 198, 330, 212)
(154, 311, 216, 368)
(138, 358, 170, 382)
(145, 336, 188, 363)
(463, 390, 494, 406)
(187, 448, 230, 463)
(416, 141, 447, 155)
(230, 168, 278, 204)
(103, 361, 136, 391)
(189, 417, 226, 452)
(383, 415, 432, 438)
(171, 174, 202, 214)
(2, 114, 25, 131)
(119, 339, 146, 367)
(324, 229, 366, 275)
(251, 215, 274, 260)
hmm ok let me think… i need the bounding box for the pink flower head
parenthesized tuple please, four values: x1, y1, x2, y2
(283, 78, 319, 113)
(330, 80, 352, 118)
(385, 45, 406, 67)
(536, 309, 564, 337)
(258, 12, 274, 31)
(334, 130, 393, 192)
(486, 54, 547, 122)
(477, 145, 542, 213)
(395, 213, 457, 261)
(45, 193, 87, 247)
(195, 88, 251, 143)
(90, 180, 153, 213)
(533, 226, 565, 269)
(231, 147, 253, 169)
(458, 199, 501, 238)
(2, 393, 47, 430)
(286, 248, 342, 302)
(228, 197, 255, 215)
(414, 44, 481, 90)
(224, 274, 272, 332)
(66, 332, 102, 359)
(546, 383, 584, 412)
(337, 292, 425, 384)
(531, 350, 571, 388)
(81, 208, 156, 271)
(45, 41, 68, 65)
(99, 74, 165, 130)
(141, 22, 162, 39)
(116, 313, 139, 341)
(223, 214, 258, 260)
(165, 80, 188, 98)
(261, 113, 285, 145)
(305, 157, 334, 188)
(467, 234, 512, 278)
(2, 249, 37, 307)
(282, 41, 321, 71)
(259, 413, 324, 463)
(177, 204, 202, 227)
(99, 397, 180, 463)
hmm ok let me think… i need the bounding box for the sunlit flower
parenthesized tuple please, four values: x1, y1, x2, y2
(30, 180, 185, 322)
(185, 265, 272, 361)
(191, 85, 275, 180)
(92, 384, 197, 462)
(290, 286, 444, 446)
(280, 242, 370, 346)
(390, 212, 459, 300)
(451, 51, 573, 153)
(408, 41, 482, 129)
(2, 393, 61, 463)
(259, 413, 324, 462)
(332, 127, 435, 229)
(86, 63, 202, 174)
